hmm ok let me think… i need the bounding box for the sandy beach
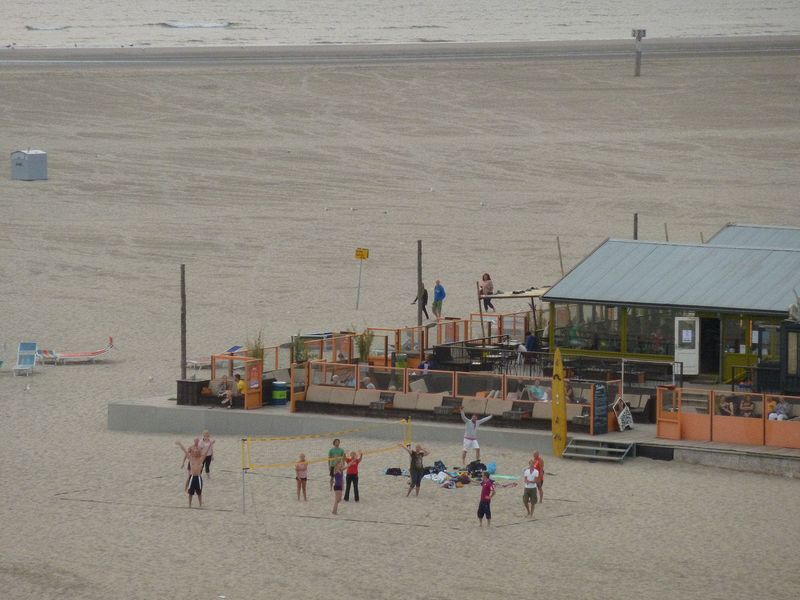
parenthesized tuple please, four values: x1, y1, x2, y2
(1, 40, 800, 599)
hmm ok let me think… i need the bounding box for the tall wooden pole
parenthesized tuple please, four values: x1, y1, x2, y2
(417, 240, 423, 327)
(477, 281, 486, 340)
(633, 213, 638, 240)
(180, 263, 187, 380)
(556, 236, 565, 276)
(664, 223, 670, 242)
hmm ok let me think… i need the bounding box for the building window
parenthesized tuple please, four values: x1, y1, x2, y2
(554, 303, 620, 351)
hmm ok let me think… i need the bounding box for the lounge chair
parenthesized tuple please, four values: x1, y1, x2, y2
(40, 337, 115, 365)
(186, 345, 243, 369)
(37, 349, 59, 365)
(13, 342, 38, 376)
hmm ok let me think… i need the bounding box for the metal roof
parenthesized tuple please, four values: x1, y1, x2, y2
(543, 239, 800, 315)
(707, 223, 800, 250)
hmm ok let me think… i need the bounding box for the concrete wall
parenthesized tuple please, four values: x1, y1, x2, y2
(674, 447, 799, 478)
(108, 401, 556, 455)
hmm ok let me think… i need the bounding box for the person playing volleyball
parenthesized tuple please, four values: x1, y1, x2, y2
(295, 453, 308, 501)
(460, 408, 492, 466)
(331, 460, 345, 515)
(401, 443, 429, 497)
(328, 439, 345, 491)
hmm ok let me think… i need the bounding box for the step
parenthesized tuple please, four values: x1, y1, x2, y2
(562, 451, 622, 461)
(567, 443, 629, 453)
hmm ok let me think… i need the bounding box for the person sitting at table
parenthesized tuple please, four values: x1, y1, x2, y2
(527, 378, 546, 401)
(738, 396, 755, 418)
(718, 395, 736, 417)
(769, 397, 792, 421)
(524, 331, 540, 352)
(565, 380, 576, 403)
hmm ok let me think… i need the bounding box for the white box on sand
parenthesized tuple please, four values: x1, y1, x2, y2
(10, 149, 48, 181)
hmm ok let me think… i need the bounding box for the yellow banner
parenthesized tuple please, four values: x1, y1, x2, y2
(551, 347, 568, 456)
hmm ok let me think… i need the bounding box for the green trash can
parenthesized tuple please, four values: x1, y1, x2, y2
(271, 381, 288, 405)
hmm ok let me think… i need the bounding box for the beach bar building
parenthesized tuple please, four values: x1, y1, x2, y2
(541, 224, 800, 385)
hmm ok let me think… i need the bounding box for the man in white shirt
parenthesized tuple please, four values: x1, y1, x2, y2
(460, 408, 492, 466)
(523, 459, 539, 518)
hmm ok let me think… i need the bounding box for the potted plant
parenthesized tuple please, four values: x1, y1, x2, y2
(355, 328, 374, 364)
(291, 334, 308, 365)
(247, 328, 266, 364)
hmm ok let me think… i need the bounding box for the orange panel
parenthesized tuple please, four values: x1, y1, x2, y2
(711, 415, 764, 445)
(657, 418, 680, 440)
(765, 420, 800, 449)
(680, 413, 711, 442)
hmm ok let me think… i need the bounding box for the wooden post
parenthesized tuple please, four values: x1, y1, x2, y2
(633, 213, 638, 240)
(477, 281, 486, 339)
(664, 223, 669, 242)
(180, 263, 187, 380)
(556, 236, 565, 276)
(632, 29, 646, 77)
(417, 240, 423, 327)
(700, 232, 705, 243)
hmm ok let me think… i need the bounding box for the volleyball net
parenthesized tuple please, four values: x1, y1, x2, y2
(240, 418, 413, 472)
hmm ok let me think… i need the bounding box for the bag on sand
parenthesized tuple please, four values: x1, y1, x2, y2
(433, 460, 446, 473)
(466, 460, 486, 477)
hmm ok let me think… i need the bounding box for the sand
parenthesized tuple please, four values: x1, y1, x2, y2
(1, 40, 799, 599)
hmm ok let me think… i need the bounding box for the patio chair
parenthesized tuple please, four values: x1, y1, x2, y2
(186, 345, 243, 369)
(13, 342, 38, 376)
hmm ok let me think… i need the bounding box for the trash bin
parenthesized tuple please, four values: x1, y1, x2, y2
(271, 381, 288, 405)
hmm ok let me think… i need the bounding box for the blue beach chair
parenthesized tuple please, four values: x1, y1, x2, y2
(13, 341, 38, 376)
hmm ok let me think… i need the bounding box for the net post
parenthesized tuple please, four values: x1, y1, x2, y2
(241, 438, 248, 514)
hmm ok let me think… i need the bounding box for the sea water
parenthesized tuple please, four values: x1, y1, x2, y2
(3, 0, 800, 49)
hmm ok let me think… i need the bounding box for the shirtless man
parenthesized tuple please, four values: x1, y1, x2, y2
(176, 438, 214, 508)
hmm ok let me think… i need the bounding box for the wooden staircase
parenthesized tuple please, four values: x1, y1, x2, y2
(562, 439, 635, 463)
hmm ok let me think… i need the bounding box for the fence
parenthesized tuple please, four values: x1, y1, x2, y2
(656, 387, 800, 449)
(293, 360, 624, 435)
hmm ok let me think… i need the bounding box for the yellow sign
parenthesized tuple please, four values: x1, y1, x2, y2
(354, 247, 369, 260)
(551, 347, 568, 457)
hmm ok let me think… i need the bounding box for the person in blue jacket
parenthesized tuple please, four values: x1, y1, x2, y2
(432, 279, 446, 320)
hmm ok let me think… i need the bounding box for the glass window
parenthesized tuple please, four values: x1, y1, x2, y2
(788, 332, 798, 377)
(554, 303, 620, 352)
(722, 317, 748, 354)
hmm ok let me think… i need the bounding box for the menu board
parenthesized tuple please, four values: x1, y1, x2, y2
(593, 383, 608, 434)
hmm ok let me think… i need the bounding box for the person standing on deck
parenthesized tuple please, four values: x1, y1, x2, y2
(432, 280, 446, 320)
(480, 273, 495, 311)
(412, 286, 430, 320)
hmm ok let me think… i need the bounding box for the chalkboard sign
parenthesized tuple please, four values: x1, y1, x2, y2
(593, 383, 608, 434)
